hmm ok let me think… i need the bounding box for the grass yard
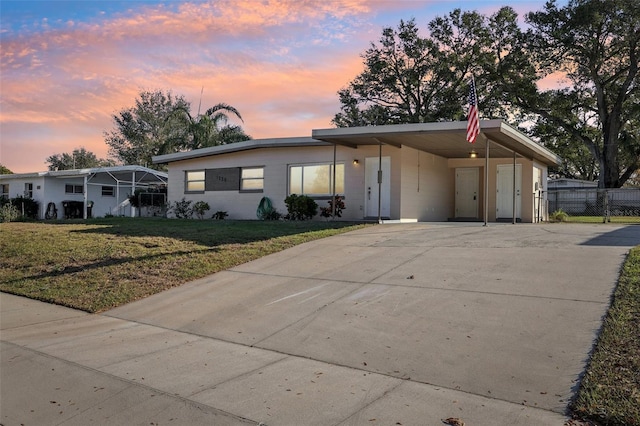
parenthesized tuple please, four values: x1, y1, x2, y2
(566, 215, 640, 224)
(0, 218, 367, 313)
(571, 246, 640, 426)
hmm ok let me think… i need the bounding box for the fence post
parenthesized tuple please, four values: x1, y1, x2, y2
(602, 189, 610, 223)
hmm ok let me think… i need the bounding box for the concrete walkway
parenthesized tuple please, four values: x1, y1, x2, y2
(2, 223, 639, 425)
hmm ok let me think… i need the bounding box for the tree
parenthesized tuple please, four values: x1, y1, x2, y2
(508, 0, 639, 187)
(333, 10, 522, 127)
(104, 90, 191, 169)
(0, 164, 12, 174)
(172, 103, 251, 150)
(46, 147, 115, 171)
(334, 1, 639, 188)
(105, 90, 250, 170)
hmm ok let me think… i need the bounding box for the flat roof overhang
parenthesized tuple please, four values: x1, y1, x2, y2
(153, 137, 329, 164)
(312, 119, 561, 167)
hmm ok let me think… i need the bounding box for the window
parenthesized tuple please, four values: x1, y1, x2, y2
(24, 183, 33, 198)
(241, 167, 264, 192)
(185, 170, 205, 192)
(289, 163, 344, 196)
(65, 184, 83, 194)
(102, 186, 115, 197)
(1, 184, 8, 200)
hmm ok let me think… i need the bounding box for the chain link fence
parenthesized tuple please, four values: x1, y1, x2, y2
(548, 188, 640, 220)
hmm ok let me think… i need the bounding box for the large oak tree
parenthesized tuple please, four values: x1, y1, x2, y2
(334, 0, 639, 188)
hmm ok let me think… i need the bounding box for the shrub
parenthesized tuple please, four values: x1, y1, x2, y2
(193, 201, 211, 220)
(549, 208, 568, 222)
(263, 209, 282, 220)
(212, 210, 228, 220)
(0, 202, 20, 223)
(8, 196, 39, 220)
(284, 194, 318, 220)
(171, 198, 193, 219)
(320, 196, 346, 219)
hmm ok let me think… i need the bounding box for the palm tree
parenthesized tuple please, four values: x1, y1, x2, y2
(173, 103, 251, 151)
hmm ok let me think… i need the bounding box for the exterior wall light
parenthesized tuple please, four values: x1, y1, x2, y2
(469, 150, 477, 158)
(353, 159, 360, 165)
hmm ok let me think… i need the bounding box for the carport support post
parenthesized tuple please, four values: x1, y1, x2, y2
(378, 144, 382, 224)
(513, 151, 516, 224)
(332, 143, 337, 218)
(484, 136, 490, 227)
(131, 171, 136, 218)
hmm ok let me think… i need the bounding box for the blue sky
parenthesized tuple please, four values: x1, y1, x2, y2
(1, 0, 557, 172)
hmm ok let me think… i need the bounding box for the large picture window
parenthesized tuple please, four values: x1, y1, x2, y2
(289, 163, 344, 196)
(185, 170, 205, 192)
(241, 167, 264, 192)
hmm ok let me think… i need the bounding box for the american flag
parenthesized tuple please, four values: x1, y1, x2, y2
(466, 77, 479, 143)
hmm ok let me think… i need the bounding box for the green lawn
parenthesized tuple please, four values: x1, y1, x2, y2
(2, 217, 638, 424)
(566, 215, 640, 224)
(572, 246, 640, 426)
(0, 218, 367, 312)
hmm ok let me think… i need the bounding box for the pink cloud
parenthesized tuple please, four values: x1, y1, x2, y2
(0, 0, 553, 173)
(1, 0, 381, 172)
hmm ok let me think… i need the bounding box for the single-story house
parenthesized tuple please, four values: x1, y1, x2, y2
(0, 165, 167, 219)
(153, 120, 561, 223)
(547, 178, 598, 190)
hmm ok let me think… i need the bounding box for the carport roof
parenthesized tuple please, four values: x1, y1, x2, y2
(312, 119, 562, 166)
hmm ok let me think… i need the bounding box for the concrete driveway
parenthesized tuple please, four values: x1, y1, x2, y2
(2, 223, 639, 425)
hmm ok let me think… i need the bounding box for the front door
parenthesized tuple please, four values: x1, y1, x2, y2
(365, 156, 390, 218)
(455, 167, 479, 218)
(496, 164, 522, 219)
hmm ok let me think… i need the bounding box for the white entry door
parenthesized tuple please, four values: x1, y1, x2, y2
(365, 156, 391, 218)
(496, 164, 522, 219)
(455, 168, 479, 218)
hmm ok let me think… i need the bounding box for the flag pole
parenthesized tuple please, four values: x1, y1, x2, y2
(466, 75, 484, 224)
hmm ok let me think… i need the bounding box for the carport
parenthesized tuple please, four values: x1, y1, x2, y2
(313, 120, 562, 224)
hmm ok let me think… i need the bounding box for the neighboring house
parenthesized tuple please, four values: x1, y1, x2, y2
(0, 165, 167, 219)
(547, 178, 598, 190)
(154, 120, 561, 223)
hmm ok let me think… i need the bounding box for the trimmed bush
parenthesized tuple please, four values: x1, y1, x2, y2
(284, 194, 318, 220)
(193, 201, 210, 220)
(320, 196, 345, 219)
(171, 198, 193, 219)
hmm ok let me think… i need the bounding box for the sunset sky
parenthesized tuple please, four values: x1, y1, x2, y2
(1, 0, 557, 173)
